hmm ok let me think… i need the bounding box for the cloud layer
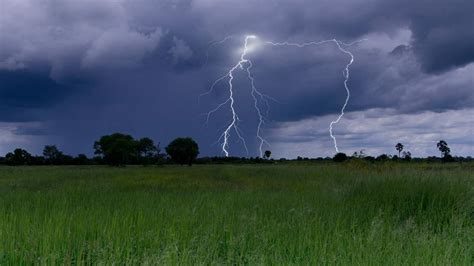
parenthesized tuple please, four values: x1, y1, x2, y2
(269, 108, 474, 158)
(0, 0, 472, 157)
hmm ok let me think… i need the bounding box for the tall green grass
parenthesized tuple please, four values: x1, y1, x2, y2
(0, 163, 472, 264)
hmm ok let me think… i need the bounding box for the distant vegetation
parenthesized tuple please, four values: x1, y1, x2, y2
(0, 133, 472, 166)
(165, 137, 199, 166)
(93, 133, 162, 166)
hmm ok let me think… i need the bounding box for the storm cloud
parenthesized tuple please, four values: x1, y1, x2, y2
(0, 0, 472, 157)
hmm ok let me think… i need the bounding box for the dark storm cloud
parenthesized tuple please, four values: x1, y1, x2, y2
(383, 0, 474, 73)
(0, 70, 70, 122)
(0, 0, 472, 156)
(3, 0, 472, 75)
(189, 0, 474, 73)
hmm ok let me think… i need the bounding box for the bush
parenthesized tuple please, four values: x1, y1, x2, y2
(333, 153, 348, 163)
(442, 154, 455, 163)
(376, 154, 390, 161)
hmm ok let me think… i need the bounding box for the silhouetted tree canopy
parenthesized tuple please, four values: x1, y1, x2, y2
(43, 145, 65, 165)
(333, 152, 348, 163)
(93, 133, 139, 166)
(376, 154, 390, 161)
(402, 151, 412, 161)
(437, 140, 451, 157)
(137, 137, 160, 165)
(437, 140, 455, 162)
(166, 137, 199, 166)
(2, 136, 473, 166)
(5, 148, 32, 166)
(395, 143, 404, 158)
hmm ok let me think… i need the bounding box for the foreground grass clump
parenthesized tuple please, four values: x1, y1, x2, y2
(0, 163, 472, 264)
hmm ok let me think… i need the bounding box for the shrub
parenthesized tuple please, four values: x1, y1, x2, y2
(333, 152, 348, 163)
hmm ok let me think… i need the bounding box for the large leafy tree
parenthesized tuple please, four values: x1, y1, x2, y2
(137, 137, 159, 165)
(5, 148, 32, 166)
(43, 145, 64, 164)
(94, 133, 139, 166)
(166, 138, 199, 166)
(93, 133, 162, 166)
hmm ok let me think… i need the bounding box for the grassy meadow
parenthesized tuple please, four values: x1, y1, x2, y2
(0, 162, 472, 264)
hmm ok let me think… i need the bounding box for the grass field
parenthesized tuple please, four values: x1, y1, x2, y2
(0, 162, 472, 264)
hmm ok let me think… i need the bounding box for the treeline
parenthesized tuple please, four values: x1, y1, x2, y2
(330, 140, 467, 163)
(0, 133, 199, 166)
(0, 134, 472, 166)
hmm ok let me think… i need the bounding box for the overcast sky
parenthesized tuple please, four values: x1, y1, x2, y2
(0, 0, 473, 158)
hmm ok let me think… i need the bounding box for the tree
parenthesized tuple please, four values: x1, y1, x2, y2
(30, 156, 45, 165)
(94, 133, 138, 166)
(137, 137, 159, 165)
(264, 150, 271, 159)
(437, 140, 454, 162)
(395, 143, 404, 158)
(73, 154, 90, 165)
(5, 148, 32, 166)
(402, 151, 412, 161)
(166, 137, 199, 166)
(333, 152, 348, 163)
(352, 149, 366, 158)
(43, 145, 64, 164)
(436, 140, 450, 157)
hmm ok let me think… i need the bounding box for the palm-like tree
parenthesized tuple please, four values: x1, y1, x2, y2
(395, 143, 404, 157)
(437, 140, 450, 158)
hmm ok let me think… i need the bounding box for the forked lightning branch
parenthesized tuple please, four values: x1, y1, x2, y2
(202, 35, 366, 157)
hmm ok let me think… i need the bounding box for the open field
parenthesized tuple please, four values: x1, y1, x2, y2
(0, 162, 473, 264)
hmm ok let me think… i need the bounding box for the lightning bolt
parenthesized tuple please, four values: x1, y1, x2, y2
(203, 35, 365, 156)
(203, 35, 258, 157)
(203, 35, 235, 68)
(246, 59, 271, 157)
(265, 39, 366, 153)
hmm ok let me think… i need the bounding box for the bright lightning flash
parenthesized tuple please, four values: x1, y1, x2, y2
(265, 39, 365, 153)
(203, 35, 269, 157)
(203, 35, 365, 156)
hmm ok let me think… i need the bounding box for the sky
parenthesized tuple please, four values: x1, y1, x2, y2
(0, 0, 473, 158)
